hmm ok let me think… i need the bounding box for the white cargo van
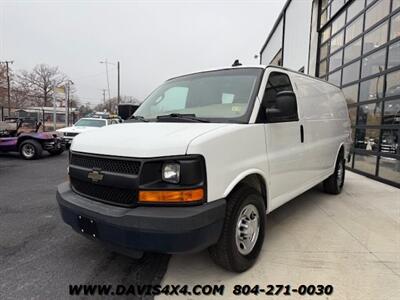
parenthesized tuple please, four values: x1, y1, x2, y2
(57, 65, 351, 272)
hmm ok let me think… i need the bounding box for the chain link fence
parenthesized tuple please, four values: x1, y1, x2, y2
(0, 106, 78, 131)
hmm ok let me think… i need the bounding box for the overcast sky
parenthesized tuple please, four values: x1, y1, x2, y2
(1, 0, 286, 106)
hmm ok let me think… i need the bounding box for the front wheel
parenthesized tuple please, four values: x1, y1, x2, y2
(19, 140, 43, 160)
(323, 151, 345, 194)
(209, 186, 265, 272)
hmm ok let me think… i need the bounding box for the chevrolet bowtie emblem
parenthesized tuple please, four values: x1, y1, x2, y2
(88, 170, 104, 182)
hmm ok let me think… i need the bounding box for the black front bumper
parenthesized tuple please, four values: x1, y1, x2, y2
(56, 182, 226, 254)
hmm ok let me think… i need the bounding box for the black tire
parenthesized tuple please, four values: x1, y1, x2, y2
(323, 150, 345, 194)
(19, 139, 43, 160)
(209, 185, 265, 272)
(48, 148, 64, 156)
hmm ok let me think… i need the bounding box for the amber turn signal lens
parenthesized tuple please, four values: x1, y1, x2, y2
(138, 188, 204, 203)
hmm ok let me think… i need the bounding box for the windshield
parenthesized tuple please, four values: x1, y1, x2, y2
(134, 68, 263, 123)
(74, 119, 106, 127)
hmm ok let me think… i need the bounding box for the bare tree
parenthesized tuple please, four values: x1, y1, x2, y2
(11, 79, 32, 108)
(0, 64, 7, 106)
(18, 64, 67, 107)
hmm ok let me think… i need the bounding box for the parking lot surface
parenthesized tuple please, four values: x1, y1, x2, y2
(0, 152, 169, 300)
(1, 153, 399, 300)
(161, 172, 400, 300)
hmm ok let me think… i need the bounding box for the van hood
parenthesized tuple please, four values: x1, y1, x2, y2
(71, 122, 230, 157)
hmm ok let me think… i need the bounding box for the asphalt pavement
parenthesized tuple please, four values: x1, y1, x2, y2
(1, 151, 399, 300)
(0, 152, 170, 300)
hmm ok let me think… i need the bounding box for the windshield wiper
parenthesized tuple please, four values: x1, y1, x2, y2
(156, 113, 210, 123)
(127, 115, 149, 122)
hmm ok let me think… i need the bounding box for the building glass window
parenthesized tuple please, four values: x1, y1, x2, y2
(357, 102, 382, 126)
(388, 41, 400, 69)
(379, 156, 400, 183)
(342, 60, 360, 84)
(383, 99, 400, 124)
(332, 12, 346, 34)
(342, 83, 359, 105)
(386, 70, 400, 97)
(344, 37, 362, 64)
(321, 8, 328, 27)
(390, 12, 400, 40)
(347, 0, 365, 22)
(393, 0, 400, 12)
(363, 21, 388, 54)
(345, 15, 364, 43)
(380, 129, 400, 155)
(319, 59, 328, 76)
(331, 0, 345, 17)
(354, 153, 378, 174)
(328, 69, 342, 86)
(361, 47, 386, 78)
(320, 42, 329, 59)
(365, 0, 390, 30)
(330, 31, 344, 53)
(321, 25, 331, 43)
(359, 76, 384, 101)
(316, 0, 400, 186)
(329, 49, 343, 71)
(355, 128, 380, 151)
(348, 106, 358, 125)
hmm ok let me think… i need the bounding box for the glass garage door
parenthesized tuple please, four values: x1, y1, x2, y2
(317, 0, 400, 187)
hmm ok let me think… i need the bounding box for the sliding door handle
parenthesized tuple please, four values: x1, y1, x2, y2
(300, 125, 304, 143)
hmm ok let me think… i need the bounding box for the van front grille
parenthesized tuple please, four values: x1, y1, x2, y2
(70, 153, 141, 175)
(70, 178, 137, 207)
(64, 132, 79, 137)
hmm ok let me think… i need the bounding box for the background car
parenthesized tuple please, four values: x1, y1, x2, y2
(57, 117, 121, 148)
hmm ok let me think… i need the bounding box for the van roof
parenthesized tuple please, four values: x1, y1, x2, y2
(167, 65, 340, 89)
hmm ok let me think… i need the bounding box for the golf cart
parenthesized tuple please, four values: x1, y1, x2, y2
(0, 118, 65, 159)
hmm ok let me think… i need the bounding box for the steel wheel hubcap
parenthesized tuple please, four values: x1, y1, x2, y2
(235, 204, 260, 255)
(22, 144, 35, 158)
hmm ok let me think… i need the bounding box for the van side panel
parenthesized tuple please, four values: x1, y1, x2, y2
(187, 124, 269, 206)
(292, 74, 351, 185)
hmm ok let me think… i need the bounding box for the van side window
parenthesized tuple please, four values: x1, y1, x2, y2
(258, 72, 299, 123)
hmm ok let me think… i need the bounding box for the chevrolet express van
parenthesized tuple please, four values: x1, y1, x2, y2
(57, 65, 351, 272)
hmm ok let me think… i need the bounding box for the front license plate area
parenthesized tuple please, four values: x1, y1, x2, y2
(77, 215, 98, 238)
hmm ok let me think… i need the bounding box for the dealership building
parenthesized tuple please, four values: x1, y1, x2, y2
(260, 0, 400, 187)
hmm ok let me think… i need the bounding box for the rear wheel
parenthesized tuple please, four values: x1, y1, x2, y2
(19, 140, 42, 160)
(323, 150, 345, 194)
(209, 186, 265, 272)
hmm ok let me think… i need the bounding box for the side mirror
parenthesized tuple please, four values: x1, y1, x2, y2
(265, 91, 298, 122)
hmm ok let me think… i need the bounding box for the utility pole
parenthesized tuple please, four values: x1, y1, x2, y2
(117, 61, 120, 104)
(102, 59, 111, 100)
(100, 59, 120, 104)
(0, 60, 14, 114)
(65, 80, 74, 126)
(102, 89, 106, 109)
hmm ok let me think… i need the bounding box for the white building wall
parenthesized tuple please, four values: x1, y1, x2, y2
(283, 0, 313, 73)
(260, 19, 283, 65)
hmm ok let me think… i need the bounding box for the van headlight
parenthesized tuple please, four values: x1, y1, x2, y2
(162, 163, 180, 183)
